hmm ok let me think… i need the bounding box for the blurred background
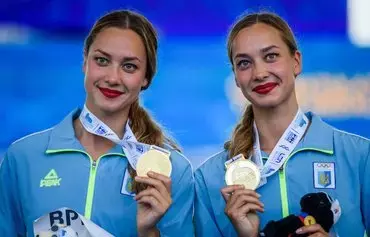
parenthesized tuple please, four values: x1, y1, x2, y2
(1, 0, 370, 169)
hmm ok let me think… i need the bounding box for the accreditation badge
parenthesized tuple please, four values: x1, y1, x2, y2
(33, 207, 114, 237)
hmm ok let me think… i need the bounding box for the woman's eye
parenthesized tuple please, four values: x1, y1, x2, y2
(94, 57, 109, 66)
(265, 53, 279, 61)
(236, 60, 250, 69)
(122, 63, 138, 72)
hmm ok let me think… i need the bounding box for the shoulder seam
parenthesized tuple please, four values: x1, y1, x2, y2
(171, 150, 194, 172)
(11, 127, 54, 145)
(332, 128, 370, 142)
(196, 150, 226, 170)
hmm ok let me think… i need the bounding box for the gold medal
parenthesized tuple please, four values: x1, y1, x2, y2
(225, 155, 260, 190)
(303, 215, 316, 226)
(136, 145, 172, 177)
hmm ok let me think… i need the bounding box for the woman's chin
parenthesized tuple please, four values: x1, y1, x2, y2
(250, 97, 282, 109)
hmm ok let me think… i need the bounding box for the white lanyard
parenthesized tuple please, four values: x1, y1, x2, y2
(251, 109, 309, 178)
(79, 105, 150, 169)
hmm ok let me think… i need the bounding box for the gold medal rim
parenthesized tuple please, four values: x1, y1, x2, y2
(303, 215, 316, 226)
(136, 149, 172, 177)
(225, 159, 261, 190)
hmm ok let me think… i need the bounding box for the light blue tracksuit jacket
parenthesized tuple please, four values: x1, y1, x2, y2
(194, 112, 370, 237)
(0, 109, 195, 237)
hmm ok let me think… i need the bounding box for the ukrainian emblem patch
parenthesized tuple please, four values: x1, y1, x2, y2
(313, 162, 335, 189)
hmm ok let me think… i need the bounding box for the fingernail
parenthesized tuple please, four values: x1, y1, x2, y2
(148, 171, 154, 175)
(296, 228, 302, 233)
(135, 176, 142, 181)
(257, 193, 261, 198)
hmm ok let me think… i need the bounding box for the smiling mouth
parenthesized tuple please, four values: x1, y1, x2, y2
(252, 82, 278, 95)
(98, 87, 124, 98)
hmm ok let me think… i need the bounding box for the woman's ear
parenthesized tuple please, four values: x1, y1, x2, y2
(293, 51, 302, 77)
(141, 78, 149, 89)
(82, 57, 87, 74)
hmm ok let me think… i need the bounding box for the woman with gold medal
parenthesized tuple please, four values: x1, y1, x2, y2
(0, 10, 194, 237)
(194, 11, 370, 237)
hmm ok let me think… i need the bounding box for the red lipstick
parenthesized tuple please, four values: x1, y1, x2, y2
(99, 87, 123, 98)
(253, 82, 278, 95)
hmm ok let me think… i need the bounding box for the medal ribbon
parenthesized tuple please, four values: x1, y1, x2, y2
(79, 105, 151, 169)
(252, 109, 309, 178)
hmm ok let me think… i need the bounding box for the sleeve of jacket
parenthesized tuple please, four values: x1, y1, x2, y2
(0, 149, 26, 236)
(194, 168, 222, 237)
(157, 157, 195, 236)
(360, 142, 370, 235)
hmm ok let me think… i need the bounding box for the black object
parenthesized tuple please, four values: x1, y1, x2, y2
(259, 192, 334, 237)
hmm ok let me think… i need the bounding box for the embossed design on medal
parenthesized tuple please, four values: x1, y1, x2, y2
(136, 146, 172, 177)
(225, 158, 261, 190)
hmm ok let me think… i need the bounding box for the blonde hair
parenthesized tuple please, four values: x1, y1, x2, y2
(84, 10, 179, 192)
(128, 100, 180, 192)
(225, 12, 298, 159)
(224, 105, 254, 159)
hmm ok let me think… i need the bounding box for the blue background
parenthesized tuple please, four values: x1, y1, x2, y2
(1, 0, 369, 168)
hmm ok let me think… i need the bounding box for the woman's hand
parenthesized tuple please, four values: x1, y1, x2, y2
(135, 171, 172, 237)
(221, 185, 264, 237)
